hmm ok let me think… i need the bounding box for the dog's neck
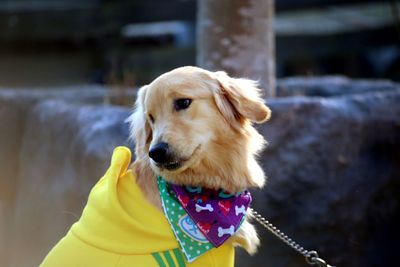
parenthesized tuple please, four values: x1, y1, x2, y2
(132, 156, 262, 210)
(132, 160, 162, 208)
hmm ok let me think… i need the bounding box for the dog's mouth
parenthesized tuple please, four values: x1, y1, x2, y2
(155, 145, 201, 171)
(158, 161, 182, 170)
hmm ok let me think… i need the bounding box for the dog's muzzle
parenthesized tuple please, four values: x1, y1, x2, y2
(149, 142, 181, 170)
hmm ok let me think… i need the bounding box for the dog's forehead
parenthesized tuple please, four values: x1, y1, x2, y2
(146, 71, 215, 104)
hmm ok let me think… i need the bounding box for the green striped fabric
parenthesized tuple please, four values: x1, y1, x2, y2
(152, 248, 186, 267)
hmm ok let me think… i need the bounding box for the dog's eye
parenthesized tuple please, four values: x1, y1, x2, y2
(149, 114, 155, 123)
(174, 98, 192, 111)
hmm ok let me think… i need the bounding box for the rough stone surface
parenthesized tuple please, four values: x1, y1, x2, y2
(0, 85, 135, 105)
(0, 85, 134, 208)
(0, 97, 31, 265)
(9, 100, 133, 267)
(236, 89, 400, 267)
(277, 76, 400, 97)
(0, 87, 135, 267)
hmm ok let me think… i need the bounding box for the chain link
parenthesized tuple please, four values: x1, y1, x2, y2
(249, 208, 336, 267)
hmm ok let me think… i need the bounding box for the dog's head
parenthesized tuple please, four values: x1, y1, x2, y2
(128, 66, 270, 193)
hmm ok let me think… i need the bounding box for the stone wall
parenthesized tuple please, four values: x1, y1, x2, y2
(0, 79, 399, 267)
(0, 87, 134, 267)
(238, 89, 400, 267)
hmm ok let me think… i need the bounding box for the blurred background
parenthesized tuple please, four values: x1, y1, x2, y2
(0, 0, 398, 88)
(0, 0, 399, 267)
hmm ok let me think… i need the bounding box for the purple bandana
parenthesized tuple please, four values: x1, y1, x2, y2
(171, 184, 252, 247)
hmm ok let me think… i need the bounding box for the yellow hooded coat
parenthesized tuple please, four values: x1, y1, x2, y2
(41, 146, 235, 267)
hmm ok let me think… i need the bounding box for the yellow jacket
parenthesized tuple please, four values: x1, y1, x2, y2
(41, 146, 235, 267)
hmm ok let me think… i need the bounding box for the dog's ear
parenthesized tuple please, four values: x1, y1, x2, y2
(126, 85, 152, 158)
(212, 71, 271, 126)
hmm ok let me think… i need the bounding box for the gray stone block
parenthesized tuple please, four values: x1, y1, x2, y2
(9, 100, 132, 266)
(237, 89, 400, 267)
(0, 86, 134, 266)
(277, 76, 400, 97)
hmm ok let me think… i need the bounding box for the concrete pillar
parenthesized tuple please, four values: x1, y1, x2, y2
(197, 0, 276, 97)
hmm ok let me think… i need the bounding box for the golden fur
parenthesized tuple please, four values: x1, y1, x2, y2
(127, 66, 271, 254)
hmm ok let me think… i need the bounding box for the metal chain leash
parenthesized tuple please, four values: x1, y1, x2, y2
(250, 208, 336, 267)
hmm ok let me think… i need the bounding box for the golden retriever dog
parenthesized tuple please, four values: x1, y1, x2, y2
(41, 66, 271, 267)
(129, 66, 271, 255)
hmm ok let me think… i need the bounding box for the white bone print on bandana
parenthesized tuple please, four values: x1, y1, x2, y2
(217, 225, 235, 237)
(195, 203, 214, 213)
(235, 205, 246, 216)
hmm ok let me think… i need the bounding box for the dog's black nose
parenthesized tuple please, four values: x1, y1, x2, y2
(149, 142, 170, 164)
